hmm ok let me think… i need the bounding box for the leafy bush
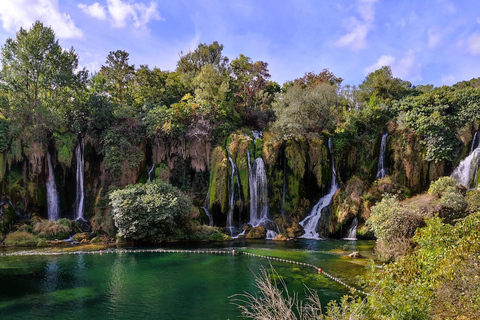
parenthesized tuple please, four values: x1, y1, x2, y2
(110, 181, 193, 242)
(4, 231, 38, 246)
(367, 195, 425, 261)
(428, 177, 468, 221)
(33, 218, 71, 240)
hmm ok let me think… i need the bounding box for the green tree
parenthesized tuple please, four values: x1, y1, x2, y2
(358, 66, 412, 105)
(272, 83, 340, 140)
(0, 20, 87, 142)
(99, 50, 135, 108)
(110, 181, 193, 242)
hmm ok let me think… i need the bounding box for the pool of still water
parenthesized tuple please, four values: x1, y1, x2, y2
(0, 239, 375, 320)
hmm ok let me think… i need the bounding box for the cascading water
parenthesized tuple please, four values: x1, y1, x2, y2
(300, 138, 339, 239)
(147, 164, 155, 182)
(344, 217, 358, 240)
(249, 157, 269, 227)
(376, 132, 388, 179)
(226, 150, 240, 235)
(451, 130, 480, 189)
(74, 137, 85, 221)
(46, 152, 60, 221)
(202, 192, 214, 226)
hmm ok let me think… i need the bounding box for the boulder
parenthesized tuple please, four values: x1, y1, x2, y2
(246, 226, 266, 239)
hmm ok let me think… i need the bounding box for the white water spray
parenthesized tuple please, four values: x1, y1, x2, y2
(46, 152, 60, 221)
(300, 138, 339, 239)
(451, 131, 480, 189)
(376, 133, 388, 179)
(74, 137, 85, 221)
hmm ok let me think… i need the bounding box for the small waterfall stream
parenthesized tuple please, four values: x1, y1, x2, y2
(376, 132, 388, 179)
(226, 150, 241, 235)
(300, 138, 339, 239)
(46, 152, 60, 221)
(249, 157, 269, 227)
(344, 217, 358, 240)
(202, 192, 214, 226)
(74, 137, 85, 221)
(147, 164, 155, 182)
(451, 130, 480, 189)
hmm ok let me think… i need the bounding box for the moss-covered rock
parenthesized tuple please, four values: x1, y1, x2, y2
(246, 225, 266, 239)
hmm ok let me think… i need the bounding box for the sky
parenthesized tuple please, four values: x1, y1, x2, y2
(0, 0, 480, 87)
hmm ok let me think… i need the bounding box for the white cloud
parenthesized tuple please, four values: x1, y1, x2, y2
(106, 0, 162, 29)
(438, 0, 456, 14)
(0, 0, 82, 38)
(466, 32, 480, 55)
(78, 3, 107, 20)
(365, 55, 396, 74)
(477, 17, 480, 24)
(428, 28, 442, 49)
(365, 50, 422, 81)
(441, 74, 456, 84)
(334, 0, 378, 51)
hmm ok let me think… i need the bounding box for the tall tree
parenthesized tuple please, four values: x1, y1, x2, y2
(99, 50, 135, 108)
(0, 21, 87, 141)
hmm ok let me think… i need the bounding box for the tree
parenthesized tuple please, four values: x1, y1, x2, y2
(358, 66, 412, 105)
(0, 20, 87, 141)
(99, 50, 135, 107)
(110, 181, 193, 242)
(290, 69, 343, 89)
(272, 83, 340, 140)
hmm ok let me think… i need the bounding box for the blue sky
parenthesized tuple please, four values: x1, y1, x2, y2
(1, 0, 480, 87)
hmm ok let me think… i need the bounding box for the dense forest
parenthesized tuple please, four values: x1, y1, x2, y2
(1, 20, 480, 319)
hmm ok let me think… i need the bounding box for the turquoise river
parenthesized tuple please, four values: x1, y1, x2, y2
(0, 239, 375, 319)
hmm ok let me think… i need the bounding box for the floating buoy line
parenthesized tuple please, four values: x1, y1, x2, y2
(0, 248, 368, 295)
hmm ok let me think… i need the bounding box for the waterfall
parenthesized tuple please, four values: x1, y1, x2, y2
(249, 157, 269, 227)
(202, 192, 213, 226)
(147, 164, 155, 182)
(74, 137, 85, 221)
(266, 229, 278, 240)
(470, 131, 480, 154)
(46, 152, 60, 221)
(451, 131, 480, 189)
(376, 133, 388, 179)
(344, 217, 358, 240)
(300, 138, 339, 239)
(226, 150, 240, 235)
(281, 154, 287, 216)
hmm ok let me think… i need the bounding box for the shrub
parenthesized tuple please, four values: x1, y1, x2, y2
(367, 195, 425, 261)
(428, 177, 468, 222)
(4, 231, 38, 247)
(33, 219, 71, 240)
(110, 181, 193, 242)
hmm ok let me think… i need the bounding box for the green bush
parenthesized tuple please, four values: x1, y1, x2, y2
(428, 176, 460, 198)
(367, 195, 425, 261)
(4, 231, 39, 247)
(428, 177, 468, 221)
(110, 181, 193, 242)
(33, 219, 71, 240)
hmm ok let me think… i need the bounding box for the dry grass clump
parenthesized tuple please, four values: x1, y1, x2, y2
(33, 218, 71, 240)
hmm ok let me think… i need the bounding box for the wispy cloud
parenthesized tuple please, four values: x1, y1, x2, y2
(78, 3, 107, 20)
(334, 0, 378, 51)
(78, 0, 162, 29)
(0, 0, 82, 39)
(428, 28, 442, 49)
(465, 32, 480, 55)
(365, 50, 422, 81)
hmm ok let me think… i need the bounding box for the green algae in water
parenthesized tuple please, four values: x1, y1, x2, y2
(0, 240, 374, 320)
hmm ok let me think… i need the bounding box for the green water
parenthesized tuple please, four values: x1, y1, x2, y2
(0, 239, 374, 319)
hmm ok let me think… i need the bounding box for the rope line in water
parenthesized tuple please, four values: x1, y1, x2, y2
(0, 248, 368, 295)
(242, 251, 368, 295)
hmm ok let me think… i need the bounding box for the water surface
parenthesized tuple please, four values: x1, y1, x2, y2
(0, 239, 374, 319)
